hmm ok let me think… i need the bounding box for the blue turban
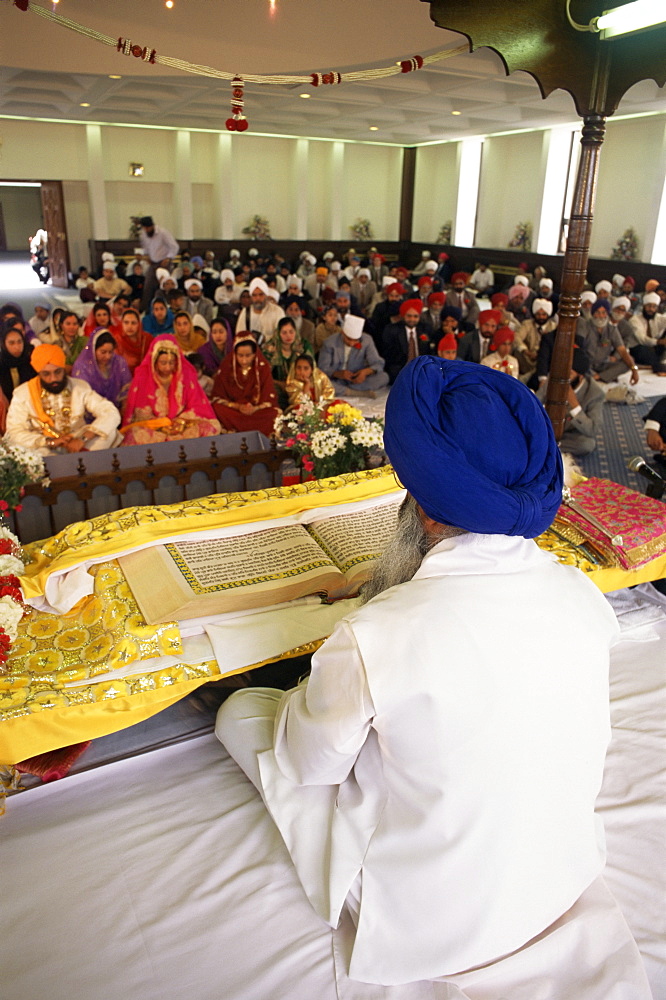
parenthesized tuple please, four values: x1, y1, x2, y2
(384, 357, 563, 538)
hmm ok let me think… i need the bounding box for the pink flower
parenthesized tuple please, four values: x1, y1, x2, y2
(285, 438, 295, 447)
(296, 433, 308, 441)
(302, 458, 314, 472)
(14, 505, 22, 512)
(0, 501, 8, 512)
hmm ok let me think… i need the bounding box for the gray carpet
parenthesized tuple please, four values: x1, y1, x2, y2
(577, 399, 656, 491)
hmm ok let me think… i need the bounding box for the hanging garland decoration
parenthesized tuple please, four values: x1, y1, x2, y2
(116, 37, 157, 64)
(12, 1, 468, 90)
(226, 76, 249, 132)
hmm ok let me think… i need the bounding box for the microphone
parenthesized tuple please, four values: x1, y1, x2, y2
(627, 456, 666, 499)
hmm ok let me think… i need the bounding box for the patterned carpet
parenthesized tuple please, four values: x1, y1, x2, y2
(578, 399, 654, 491)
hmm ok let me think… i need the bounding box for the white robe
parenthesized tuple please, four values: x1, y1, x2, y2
(217, 533, 620, 986)
(235, 300, 285, 344)
(4, 377, 121, 456)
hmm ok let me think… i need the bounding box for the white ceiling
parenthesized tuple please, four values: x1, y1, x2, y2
(1, 0, 665, 145)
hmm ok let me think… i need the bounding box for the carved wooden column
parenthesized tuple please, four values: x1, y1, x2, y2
(544, 114, 606, 439)
(424, 0, 666, 437)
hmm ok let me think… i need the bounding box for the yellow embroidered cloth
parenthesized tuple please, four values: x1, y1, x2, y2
(3, 468, 666, 766)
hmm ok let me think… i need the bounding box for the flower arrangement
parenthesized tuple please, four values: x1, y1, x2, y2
(129, 215, 144, 239)
(611, 227, 639, 261)
(350, 218, 374, 242)
(509, 222, 532, 252)
(0, 527, 28, 674)
(274, 399, 384, 480)
(0, 441, 48, 516)
(436, 221, 452, 244)
(242, 215, 272, 240)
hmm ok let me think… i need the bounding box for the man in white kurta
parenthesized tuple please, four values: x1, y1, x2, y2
(216, 357, 648, 993)
(5, 343, 120, 456)
(235, 276, 285, 345)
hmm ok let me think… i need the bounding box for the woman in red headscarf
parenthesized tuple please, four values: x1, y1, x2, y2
(113, 308, 152, 374)
(212, 336, 279, 437)
(121, 334, 221, 445)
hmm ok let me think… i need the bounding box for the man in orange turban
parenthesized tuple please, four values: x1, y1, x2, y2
(5, 340, 120, 455)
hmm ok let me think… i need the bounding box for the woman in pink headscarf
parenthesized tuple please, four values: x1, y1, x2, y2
(121, 334, 221, 445)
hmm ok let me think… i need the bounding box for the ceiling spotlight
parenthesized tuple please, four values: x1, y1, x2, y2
(451, 111, 462, 116)
(369, 126, 379, 131)
(109, 75, 122, 80)
(299, 93, 311, 99)
(165, 0, 174, 7)
(80, 102, 90, 108)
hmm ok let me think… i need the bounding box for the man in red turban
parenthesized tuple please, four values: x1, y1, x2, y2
(457, 308, 502, 364)
(445, 272, 479, 329)
(382, 299, 434, 384)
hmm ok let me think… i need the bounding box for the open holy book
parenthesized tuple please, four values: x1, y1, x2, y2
(118, 498, 402, 625)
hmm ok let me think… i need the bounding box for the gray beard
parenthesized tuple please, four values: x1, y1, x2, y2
(360, 494, 464, 604)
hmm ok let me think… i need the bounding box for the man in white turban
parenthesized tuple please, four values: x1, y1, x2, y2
(235, 276, 285, 345)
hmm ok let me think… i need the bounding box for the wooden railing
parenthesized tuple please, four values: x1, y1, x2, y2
(13, 437, 293, 544)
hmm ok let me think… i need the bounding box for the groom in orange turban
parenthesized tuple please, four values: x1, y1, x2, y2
(4, 341, 121, 455)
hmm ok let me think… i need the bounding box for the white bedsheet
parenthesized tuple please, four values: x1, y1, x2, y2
(2, 587, 664, 1000)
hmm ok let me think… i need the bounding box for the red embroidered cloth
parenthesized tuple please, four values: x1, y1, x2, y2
(554, 478, 666, 570)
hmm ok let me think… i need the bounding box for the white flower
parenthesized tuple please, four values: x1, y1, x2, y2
(310, 428, 346, 459)
(0, 443, 46, 483)
(0, 554, 23, 577)
(0, 595, 23, 642)
(350, 421, 385, 448)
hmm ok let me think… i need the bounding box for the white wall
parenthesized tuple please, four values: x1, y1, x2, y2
(590, 116, 666, 260)
(231, 135, 296, 239)
(412, 143, 459, 242)
(0, 120, 88, 180)
(192, 183, 214, 240)
(343, 143, 402, 241)
(2, 115, 666, 260)
(0, 185, 42, 250)
(475, 131, 547, 249)
(105, 181, 175, 239)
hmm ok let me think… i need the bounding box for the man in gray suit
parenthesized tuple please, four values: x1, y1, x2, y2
(537, 345, 604, 456)
(318, 315, 389, 397)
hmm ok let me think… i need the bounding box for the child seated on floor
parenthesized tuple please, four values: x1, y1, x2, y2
(286, 354, 336, 409)
(186, 352, 215, 398)
(440, 306, 463, 340)
(481, 327, 520, 377)
(437, 332, 458, 360)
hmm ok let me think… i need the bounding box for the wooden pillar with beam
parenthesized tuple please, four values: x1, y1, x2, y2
(425, 0, 666, 440)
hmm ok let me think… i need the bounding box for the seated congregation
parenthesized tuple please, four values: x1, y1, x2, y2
(1, 241, 665, 464)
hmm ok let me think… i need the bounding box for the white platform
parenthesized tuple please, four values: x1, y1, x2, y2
(1, 585, 665, 1000)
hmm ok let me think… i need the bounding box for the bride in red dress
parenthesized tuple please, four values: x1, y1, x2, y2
(212, 337, 280, 437)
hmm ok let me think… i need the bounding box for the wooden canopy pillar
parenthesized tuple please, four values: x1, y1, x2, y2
(425, 0, 666, 440)
(547, 113, 606, 437)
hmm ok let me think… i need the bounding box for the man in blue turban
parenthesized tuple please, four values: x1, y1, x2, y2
(383, 355, 563, 538)
(216, 357, 642, 993)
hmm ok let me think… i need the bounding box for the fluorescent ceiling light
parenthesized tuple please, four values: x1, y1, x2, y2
(597, 0, 666, 39)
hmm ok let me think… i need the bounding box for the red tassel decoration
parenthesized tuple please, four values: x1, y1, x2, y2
(311, 71, 342, 87)
(116, 38, 157, 63)
(400, 55, 424, 73)
(226, 75, 249, 132)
